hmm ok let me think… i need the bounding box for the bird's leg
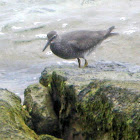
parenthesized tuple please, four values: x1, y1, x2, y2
(77, 58, 81, 68)
(84, 59, 88, 68)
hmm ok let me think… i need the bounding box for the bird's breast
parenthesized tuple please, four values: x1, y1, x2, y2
(50, 42, 72, 59)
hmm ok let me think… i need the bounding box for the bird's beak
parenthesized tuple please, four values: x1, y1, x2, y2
(42, 35, 57, 52)
(42, 40, 51, 52)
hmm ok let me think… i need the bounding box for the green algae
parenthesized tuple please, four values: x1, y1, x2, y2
(47, 72, 77, 135)
(24, 83, 59, 137)
(0, 89, 39, 140)
(39, 134, 63, 140)
(77, 81, 139, 140)
(40, 71, 139, 140)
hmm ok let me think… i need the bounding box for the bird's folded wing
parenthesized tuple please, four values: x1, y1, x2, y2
(68, 37, 102, 51)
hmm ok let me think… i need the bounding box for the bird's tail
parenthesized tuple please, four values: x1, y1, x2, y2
(105, 26, 119, 38)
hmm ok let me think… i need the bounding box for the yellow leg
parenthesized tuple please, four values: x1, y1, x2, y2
(77, 58, 81, 68)
(84, 59, 88, 68)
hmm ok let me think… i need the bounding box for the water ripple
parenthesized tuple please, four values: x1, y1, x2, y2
(15, 25, 46, 33)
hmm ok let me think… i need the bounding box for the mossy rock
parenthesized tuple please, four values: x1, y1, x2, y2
(77, 81, 140, 140)
(0, 89, 39, 140)
(24, 83, 60, 137)
(40, 65, 140, 95)
(40, 71, 77, 137)
(39, 134, 63, 140)
(39, 67, 140, 140)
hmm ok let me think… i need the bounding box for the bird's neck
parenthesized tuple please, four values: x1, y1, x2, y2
(50, 38, 61, 53)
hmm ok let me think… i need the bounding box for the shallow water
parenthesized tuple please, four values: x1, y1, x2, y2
(0, 0, 140, 100)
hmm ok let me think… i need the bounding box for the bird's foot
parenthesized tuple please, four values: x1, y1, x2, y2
(83, 59, 88, 68)
(77, 58, 88, 68)
(77, 58, 81, 68)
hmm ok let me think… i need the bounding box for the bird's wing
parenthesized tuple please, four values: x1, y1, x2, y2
(67, 31, 105, 51)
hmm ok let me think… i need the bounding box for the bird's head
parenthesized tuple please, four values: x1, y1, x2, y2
(42, 31, 57, 52)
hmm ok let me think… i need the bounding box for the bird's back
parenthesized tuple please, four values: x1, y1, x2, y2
(61, 30, 106, 42)
(60, 27, 115, 51)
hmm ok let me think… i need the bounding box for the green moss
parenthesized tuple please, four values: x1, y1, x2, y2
(0, 89, 39, 140)
(39, 134, 63, 140)
(48, 72, 77, 134)
(40, 71, 139, 140)
(77, 82, 139, 140)
(24, 83, 59, 136)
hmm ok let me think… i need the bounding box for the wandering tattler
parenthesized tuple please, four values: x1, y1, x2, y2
(43, 26, 117, 68)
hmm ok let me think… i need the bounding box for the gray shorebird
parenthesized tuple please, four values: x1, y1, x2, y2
(43, 26, 117, 68)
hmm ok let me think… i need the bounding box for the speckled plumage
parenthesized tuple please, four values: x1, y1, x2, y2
(43, 26, 116, 67)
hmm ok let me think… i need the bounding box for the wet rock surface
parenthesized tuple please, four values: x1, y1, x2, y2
(0, 89, 39, 140)
(77, 81, 140, 140)
(0, 88, 63, 140)
(24, 83, 60, 137)
(89, 61, 140, 73)
(39, 62, 140, 140)
(40, 61, 140, 94)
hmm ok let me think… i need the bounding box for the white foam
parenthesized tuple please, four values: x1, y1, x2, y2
(12, 26, 22, 30)
(34, 22, 41, 25)
(33, 77, 37, 80)
(120, 17, 126, 21)
(62, 60, 76, 64)
(20, 20, 24, 22)
(57, 61, 62, 65)
(62, 23, 68, 28)
(123, 30, 136, 35)
(46, 51, 52, 56)
(0, 32, 4, 35)
(15, 92, 20, 96)
(35, 34, 47, 38)
(57, 19, 62, 21)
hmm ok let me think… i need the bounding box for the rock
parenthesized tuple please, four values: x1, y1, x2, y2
(40, 63, 140, 95)
(39, 134, 62, 140)
(24, 83, 60, 137)
(77, 81, 140, 140)
(39, 64, 140, 140)
(0, 88, 39, 140)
